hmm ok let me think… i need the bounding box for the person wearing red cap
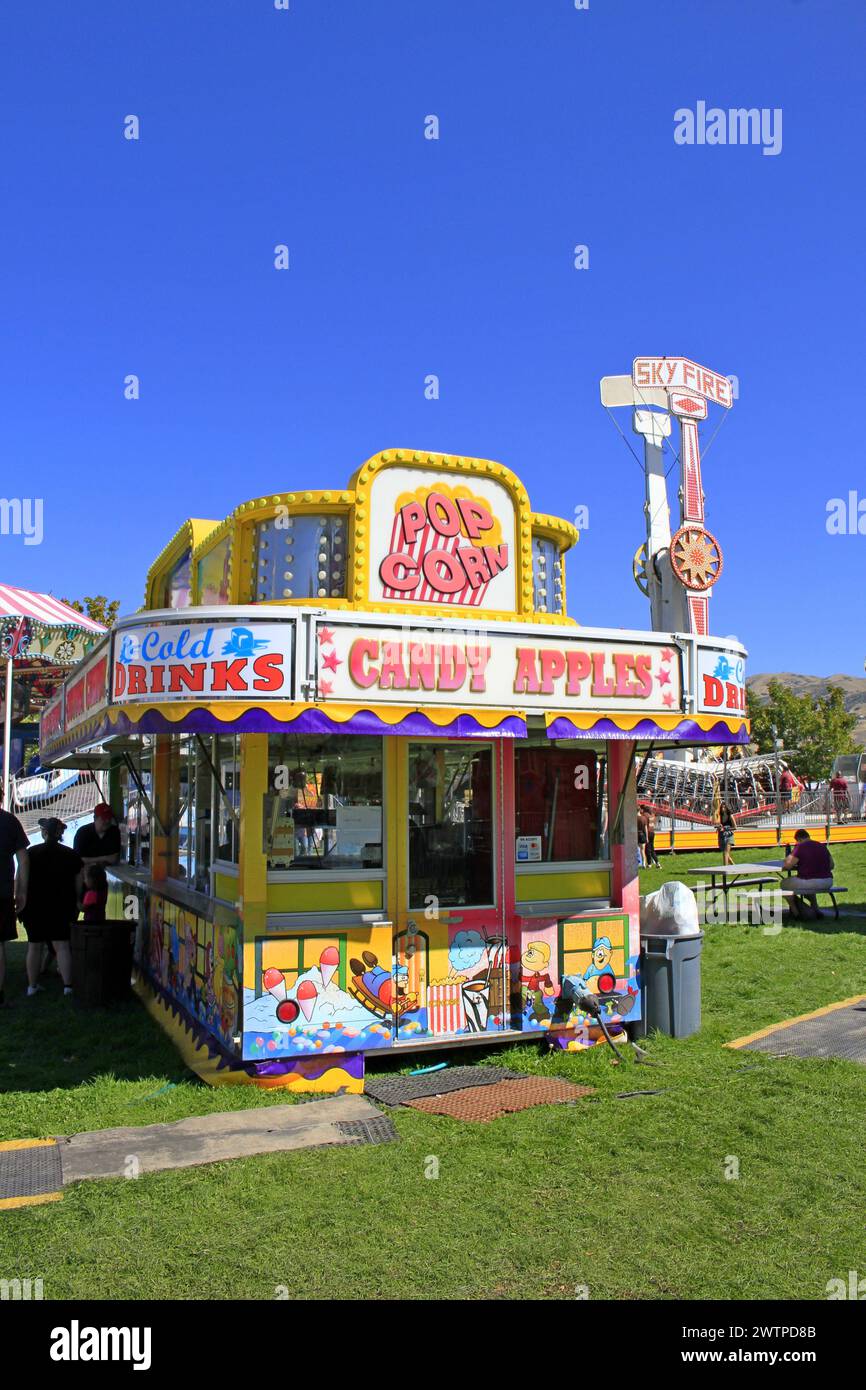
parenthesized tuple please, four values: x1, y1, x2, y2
(72, 802, 121, 867)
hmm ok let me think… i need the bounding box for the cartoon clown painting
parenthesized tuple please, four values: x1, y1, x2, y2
(584, 936, 617, 994)
(520, 940, 557, 1022)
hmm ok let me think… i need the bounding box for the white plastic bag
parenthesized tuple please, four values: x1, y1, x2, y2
(639, 880, 700, 936)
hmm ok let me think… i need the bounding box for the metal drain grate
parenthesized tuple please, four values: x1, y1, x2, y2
(335, 1117, 399, 1145)
(364, 1065, 526, 1107)
(0, 1142, 63, 1203)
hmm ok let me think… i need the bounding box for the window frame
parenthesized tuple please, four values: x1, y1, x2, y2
(262, 733, 387, 879)
(405, 738, 498, 912)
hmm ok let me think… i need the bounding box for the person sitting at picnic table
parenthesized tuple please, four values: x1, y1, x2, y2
(72, 802, 121, 867)
(781, 829, 834, 920)
(715, 802, 736, 866)
(829, 772, 850, 824)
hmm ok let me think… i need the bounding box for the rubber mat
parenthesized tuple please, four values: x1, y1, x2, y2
(364, 1065, 525, 1107)
(0, 1140, 63, 1208)
(729, 996, 866, 1064)
(404, 1076, 596, 1121)
(336, 1117, 399, 1144)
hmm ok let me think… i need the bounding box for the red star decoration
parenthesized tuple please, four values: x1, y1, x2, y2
(657, 667, 671, 686)
(317, 627, 334, 645)
(321, 650, 342, 673)
(660, 647, 673, 663)
(662, 692, 675, 707)
(318, 679, 333, 696)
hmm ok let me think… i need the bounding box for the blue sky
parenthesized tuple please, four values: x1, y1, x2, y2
(1, 0, 863, 676)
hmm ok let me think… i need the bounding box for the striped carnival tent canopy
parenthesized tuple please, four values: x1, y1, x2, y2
(0, 585, 108, 794)
(0, 584, 106, 637)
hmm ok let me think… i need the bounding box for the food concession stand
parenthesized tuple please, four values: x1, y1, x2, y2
(39, 450, 748, 1092)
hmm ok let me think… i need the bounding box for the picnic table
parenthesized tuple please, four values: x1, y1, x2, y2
(686, 862, 787, 916)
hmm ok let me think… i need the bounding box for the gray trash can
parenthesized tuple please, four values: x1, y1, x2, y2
(635, 929, 704, 1039)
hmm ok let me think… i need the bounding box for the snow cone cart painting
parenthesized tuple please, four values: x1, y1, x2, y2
(40, 402, 748, 1092)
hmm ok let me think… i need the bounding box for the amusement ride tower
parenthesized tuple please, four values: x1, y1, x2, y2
(600, 356, 733, 636)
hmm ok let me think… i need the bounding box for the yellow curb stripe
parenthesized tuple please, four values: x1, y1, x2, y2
(0, 1192, 63, 1210)
(0, 1138, 58, 1151)
(726, 994, 866, 1049)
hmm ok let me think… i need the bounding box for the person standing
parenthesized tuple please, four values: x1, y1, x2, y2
(20, 817, 82, 997)
(636, 808, 649, 867)
(73, 802, 121, 867)
(0, 784, 29, 1006)
(645, 808, 661, 867)
(716, 802, 736, 866)
(779, 767, 795, 815)
(829, 772, 850, 825)
(81, 864, 108, 923)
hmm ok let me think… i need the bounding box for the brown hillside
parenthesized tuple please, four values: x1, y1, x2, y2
(747, 672, 866, 745)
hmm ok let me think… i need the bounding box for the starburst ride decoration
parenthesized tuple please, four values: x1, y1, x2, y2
(669, 525, 723, 592)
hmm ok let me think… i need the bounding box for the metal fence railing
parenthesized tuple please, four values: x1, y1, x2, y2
(639, 779, 866, 841)
(9, 767, 104, 836)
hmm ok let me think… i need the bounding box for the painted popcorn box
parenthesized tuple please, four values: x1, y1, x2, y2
(379, 482, 510, 608)
(427, 982, 466, 1035)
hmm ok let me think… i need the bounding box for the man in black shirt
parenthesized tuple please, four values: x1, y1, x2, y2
(73, 802, 121, 867)
(21, 817, 83, 996)
(0, 785, 29, 1006)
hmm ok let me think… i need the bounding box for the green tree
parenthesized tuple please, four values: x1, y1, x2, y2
(747, 680, 857, 782)
(61, 595, 121, 629)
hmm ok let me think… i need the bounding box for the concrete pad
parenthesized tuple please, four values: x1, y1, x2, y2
(58, 1095, 386, 1183)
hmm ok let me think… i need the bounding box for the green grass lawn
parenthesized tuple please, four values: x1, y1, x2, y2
(2, 843, 865, 1301)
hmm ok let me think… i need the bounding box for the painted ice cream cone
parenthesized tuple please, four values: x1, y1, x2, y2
(319, 946, 339, 990)
(263, 967, 286, 1002)
(296, 978, 318, 1022)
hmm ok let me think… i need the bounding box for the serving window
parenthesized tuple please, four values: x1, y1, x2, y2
(515, 743, 600, 862)
(263, 734, 383, 871)
(165, 734, 240, 892)
(119, 739, 153, 867)
(408, 742, 494, 909)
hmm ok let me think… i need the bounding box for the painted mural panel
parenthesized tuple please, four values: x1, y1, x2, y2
(513, 921, 561, 1032)
(394, 921, 510, 1042)
(241, 919, 512, 1059)
(145, 893, 241, 1050)
(242, 925, 395, 1060)
(557, 912, 640, 1036)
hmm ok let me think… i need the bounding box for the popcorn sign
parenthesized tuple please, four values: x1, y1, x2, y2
(368, 466, 517, 610)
